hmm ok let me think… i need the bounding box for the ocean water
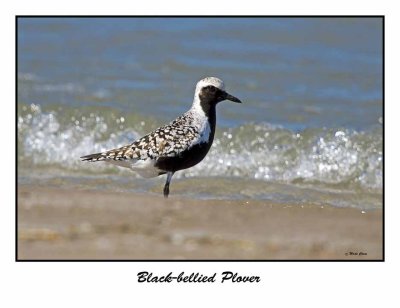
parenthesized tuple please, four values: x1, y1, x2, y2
(17, 17, 383, 210)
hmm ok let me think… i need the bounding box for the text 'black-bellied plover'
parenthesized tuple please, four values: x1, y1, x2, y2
(81, 77, 242, 197)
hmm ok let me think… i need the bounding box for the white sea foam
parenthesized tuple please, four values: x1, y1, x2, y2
(18, 107, 382, 191)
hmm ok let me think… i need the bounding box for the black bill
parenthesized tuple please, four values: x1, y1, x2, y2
(224, 92, 242, 103)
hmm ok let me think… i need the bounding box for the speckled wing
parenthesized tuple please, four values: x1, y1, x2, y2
(80, 116, 200, 162)
(123, 122, 199, 160)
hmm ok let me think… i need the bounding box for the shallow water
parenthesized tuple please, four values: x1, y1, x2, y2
(17, 17, 383, 209)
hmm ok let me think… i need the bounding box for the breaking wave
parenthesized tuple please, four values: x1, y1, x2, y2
(18, 104, 382, 192)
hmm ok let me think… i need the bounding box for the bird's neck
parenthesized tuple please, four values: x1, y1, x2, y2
(191, 96, 217, 135)
(207, 106, 216, 138)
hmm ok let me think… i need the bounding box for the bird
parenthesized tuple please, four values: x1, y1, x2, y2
(80, 77, 242, 198)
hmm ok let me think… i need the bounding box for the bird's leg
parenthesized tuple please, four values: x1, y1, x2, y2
(163, 172, 174, 198)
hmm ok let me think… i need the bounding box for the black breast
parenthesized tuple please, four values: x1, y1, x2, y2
(155, 140, 213, 173)
(155, 107, 216, 173)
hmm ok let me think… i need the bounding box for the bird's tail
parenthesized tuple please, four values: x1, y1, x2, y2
(80, 152, 107, 162)
(81, 144, 134, 162)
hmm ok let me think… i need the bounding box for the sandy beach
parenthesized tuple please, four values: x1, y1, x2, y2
(17, 185, 383, 260)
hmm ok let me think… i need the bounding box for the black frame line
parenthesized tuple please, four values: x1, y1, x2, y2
(15, 15, 385, 262)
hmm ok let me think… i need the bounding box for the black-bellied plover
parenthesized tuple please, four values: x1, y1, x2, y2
(81, 77, 241, 197)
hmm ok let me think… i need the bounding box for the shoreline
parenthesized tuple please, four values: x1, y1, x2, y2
(17, 185, 383, 260)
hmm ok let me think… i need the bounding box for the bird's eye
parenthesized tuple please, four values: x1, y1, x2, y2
(208, 86, 216, 92)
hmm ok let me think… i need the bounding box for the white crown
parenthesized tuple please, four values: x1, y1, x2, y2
(195, 77, 225, 94)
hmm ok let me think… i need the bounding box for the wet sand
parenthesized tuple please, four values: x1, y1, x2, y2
(17, 185, 383, 260)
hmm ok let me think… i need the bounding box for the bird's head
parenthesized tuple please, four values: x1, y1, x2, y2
(194, 77, 242, 106)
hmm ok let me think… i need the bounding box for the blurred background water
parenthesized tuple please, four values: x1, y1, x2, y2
(17, 17, 383, 209)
